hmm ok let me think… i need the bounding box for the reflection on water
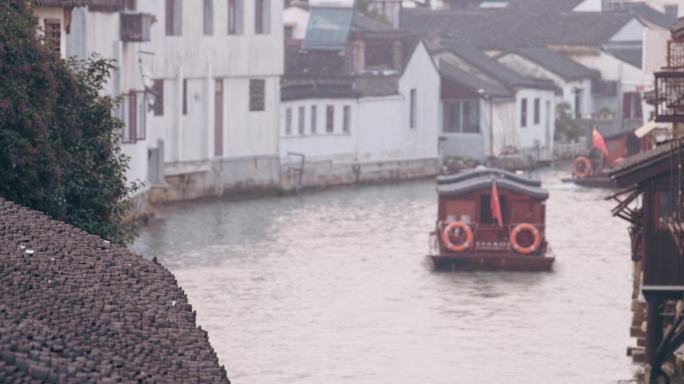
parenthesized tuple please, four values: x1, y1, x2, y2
(132, 168, 638, 383)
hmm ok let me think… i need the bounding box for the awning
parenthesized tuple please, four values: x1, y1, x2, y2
(634, 120, 671, 138)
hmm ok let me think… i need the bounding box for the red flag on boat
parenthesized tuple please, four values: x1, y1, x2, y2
(491, 180, 503, 227)
(592, 126, 609, 157)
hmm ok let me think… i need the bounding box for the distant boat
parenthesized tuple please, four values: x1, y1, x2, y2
(428, 167, 555, 272)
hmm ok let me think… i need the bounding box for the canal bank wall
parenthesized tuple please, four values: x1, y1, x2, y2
(279, 157, 439, 192)
(138, 157, 439, 206)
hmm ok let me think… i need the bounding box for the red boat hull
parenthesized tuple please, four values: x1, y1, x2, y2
(430, 250, 555, 272)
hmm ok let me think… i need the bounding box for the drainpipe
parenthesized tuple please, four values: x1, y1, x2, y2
(478, 89, 494, 158)
(489, 96, 494, 157)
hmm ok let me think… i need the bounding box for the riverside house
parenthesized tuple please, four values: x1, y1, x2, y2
(279, 7, 440, 190)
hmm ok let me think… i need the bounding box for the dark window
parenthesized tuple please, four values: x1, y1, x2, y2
(44, 19, 61, 56)
(166, 0, 182, 36)
(480, 194, 507, 224)
(284, 25, 294, 39)
(533, 97, 540, 125)
(228, 0, 243, 35)
(443, 101, 461, 133)
(124, 0, 136, 10)
(657, 191, 674, 228)
(153, 79, 164, 116)
(366, 42, 393, 67)
(343, 105, 351, 133)
(520, 98, 527, 127)
(442, 100, 479, 133)
(249, 79, 265, 111)
(574, 89, 581, 118)
(326, 105, 334, 133)
(255, 0, 270, 34)
(203, 0, 213, 35)
(463, 101, 479, 133)
(298, 106, 305, 135)
(182, 79, 188, 115)
(623, 92, 643, 119)
(410, 89, 417, 129)
(128, 91, 137, 143)
(285, 107, 292, 135)
(311, 105, 317, 133)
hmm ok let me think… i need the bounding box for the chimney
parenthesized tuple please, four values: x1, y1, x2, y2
(393, 40, 403, 71)
(349, 40, 365, 74)
(665, 5, 678, 20)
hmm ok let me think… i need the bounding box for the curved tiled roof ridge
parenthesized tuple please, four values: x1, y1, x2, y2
(0, 198, 230, 383)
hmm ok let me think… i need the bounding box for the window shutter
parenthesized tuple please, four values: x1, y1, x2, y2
(165, 0, 174, 35)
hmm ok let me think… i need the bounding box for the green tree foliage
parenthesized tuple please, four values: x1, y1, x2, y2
(554, 102, 584, 143)
(0, 1, 139, 243)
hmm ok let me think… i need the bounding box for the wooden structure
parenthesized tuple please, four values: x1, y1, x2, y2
(611, 144, 684, 383)
(569, 126, 670, 189)
(429, 167, 555, 271)
(608, 21, 684, 383)
(567, 129, 642, 188)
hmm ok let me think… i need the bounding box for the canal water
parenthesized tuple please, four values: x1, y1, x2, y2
(132, 168, 638, 383)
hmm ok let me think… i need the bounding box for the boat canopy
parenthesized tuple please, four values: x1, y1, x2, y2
(437, 174, 549, 200)
(437, 167, 542, 187)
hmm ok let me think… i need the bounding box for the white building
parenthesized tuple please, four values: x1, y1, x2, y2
(284, 1, 311, 39)
(436, 45, 558, 162)
(279, 29, 440, 189)
(137, 0, 283, 201)
(67, 1, 153, 213)
(66, 0, 283, 203)
(497, 47, 598, 119)
(33, 0, 85, 58)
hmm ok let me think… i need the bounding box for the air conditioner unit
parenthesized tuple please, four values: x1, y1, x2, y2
(120, 13, 153, 42)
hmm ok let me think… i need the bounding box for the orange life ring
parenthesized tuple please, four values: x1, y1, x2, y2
(572, 156, 592, 179)
(510, 223, 542, 255)
(441, 221, 474, 253)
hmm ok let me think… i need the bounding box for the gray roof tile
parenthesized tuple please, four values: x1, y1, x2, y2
(513, 47, 600, 80)
(439, 60, 512, 98)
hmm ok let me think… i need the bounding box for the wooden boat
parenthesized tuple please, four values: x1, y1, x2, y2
(566, 127, 645, 189)
(429, 167, 555, 272)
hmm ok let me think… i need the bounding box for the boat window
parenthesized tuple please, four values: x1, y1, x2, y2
(656, 190, 674, 228)
(480, 194, 506, 224)
(444, 200, 476, 222)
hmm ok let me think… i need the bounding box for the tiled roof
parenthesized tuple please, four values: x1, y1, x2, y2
(0, 199, 230, 383)
(439, 60, 512, 98)
(400, 7, 635, 50)
(439, 43, 559, 91)
(603, 46, 643, 69)
(513, 47, 600, 81)
(610, 142, 673, 178)
(353, 13, 394, 32)
(283, 32, 423, 100)
(626, 3, 676, 29)
(437, 174, 549, 200)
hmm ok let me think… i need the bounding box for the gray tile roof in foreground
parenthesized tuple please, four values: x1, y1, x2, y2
(0, 198, 230, 383)
(513, 47, 600, 81)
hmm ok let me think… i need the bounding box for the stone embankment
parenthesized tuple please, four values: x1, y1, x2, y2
(0, 198, 230, 383)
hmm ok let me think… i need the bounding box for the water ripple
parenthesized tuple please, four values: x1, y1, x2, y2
(132, 168, 639, 383)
